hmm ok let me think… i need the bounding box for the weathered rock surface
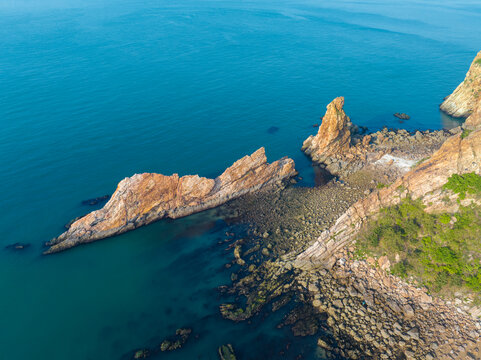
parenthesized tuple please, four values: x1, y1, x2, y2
(302, 97, 451, 178)
(440, 51, 481, 118)
(465, 97, 481, 129)
(45, 148, 296, 254)
(295, 126, 481, 270)
(302, 97, 354, 162)
(297, 255, 481, 360)
(295, 94, 481, 271)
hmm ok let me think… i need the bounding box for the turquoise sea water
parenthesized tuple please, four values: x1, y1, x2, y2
(1, 0, 481, 358)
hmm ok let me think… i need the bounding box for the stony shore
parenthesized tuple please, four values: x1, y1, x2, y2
(297, 252, 481, 359)
(220, 161, 481, 359)
(218, 52, 481, 359)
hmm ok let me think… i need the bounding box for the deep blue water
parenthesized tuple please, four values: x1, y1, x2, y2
(1, 0, 481, 359)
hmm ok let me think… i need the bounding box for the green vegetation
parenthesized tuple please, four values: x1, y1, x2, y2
(376, 182, 387, 189)
(356, 196, 481, 300)
(443, 172, 481, 200)
(475, 58, 481, 66)
(461, 129, 473, 139)
(412, 157, 428, 168)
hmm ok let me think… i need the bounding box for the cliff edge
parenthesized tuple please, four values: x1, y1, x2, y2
(440, 51, 481, 118)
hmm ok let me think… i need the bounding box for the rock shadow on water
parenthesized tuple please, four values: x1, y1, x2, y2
(440, 110, 465, 130)
(313, 165, 334, 187)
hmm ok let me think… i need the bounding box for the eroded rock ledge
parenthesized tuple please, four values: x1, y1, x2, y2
(45, 148, 296, 254)
(440, 51, 481, 118)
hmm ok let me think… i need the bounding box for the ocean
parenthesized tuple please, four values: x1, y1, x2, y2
(1, 0, 481, 358)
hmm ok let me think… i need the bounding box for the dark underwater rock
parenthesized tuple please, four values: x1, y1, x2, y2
(267, 126, 280, 134)
(393, 112, 410, 120)
(160, 328, 192, 352)
(132, 349, 150, 359)
(81, 195, 110, 206)
(218, 344, 237, 360)
(5, 242, 31, 251)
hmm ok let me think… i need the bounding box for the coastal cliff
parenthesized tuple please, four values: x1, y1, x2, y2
(440, 51, 481, 118)
(289, 97, 481, 358)
(295, 102, 481, 270)
(46, 148, 296, 254)
(216, 55, 481, 360)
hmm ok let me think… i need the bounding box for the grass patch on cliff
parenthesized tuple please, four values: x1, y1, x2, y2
(461, 129, 473, 139)
(475, 58, 481, 66)
(443, 172, 481, 200)
(356, 196, 481, 300)
(376, 182, 387, 189)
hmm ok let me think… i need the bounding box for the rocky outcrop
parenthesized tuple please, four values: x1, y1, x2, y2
(302, 97, 353, 161)
(45, 148, 296, 254)
(302, 97, 451, 178)
(465, 97, 481, 129)
(295, 123, 481, 270)
(440, 51, 481, 118)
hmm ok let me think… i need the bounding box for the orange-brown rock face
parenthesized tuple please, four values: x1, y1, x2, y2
(295, 124, 481, 270)
(465, 97, 481, 128)
(302, 97, 352, 163)
(301, 97, 451, 178)
(440, 51, 481, 118)
(46, 148, 296, 254)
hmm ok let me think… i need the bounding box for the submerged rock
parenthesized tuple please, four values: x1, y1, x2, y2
(267, 126, 280, 134)
(132, 349, 150, 359)
(160, 328, 192, 352)
(45, 148, 296, 253)
(394, 112, 410, 120)
(440, 51, 481, 118)
(218, 344, 237, 360)
(81, 195, 110, 206)
(5, 242, 30, 251)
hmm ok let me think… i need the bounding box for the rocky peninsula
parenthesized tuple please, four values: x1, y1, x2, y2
(45, 148, 296, 254)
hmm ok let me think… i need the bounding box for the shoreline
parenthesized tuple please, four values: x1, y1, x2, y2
(219, 53, 481, 358)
